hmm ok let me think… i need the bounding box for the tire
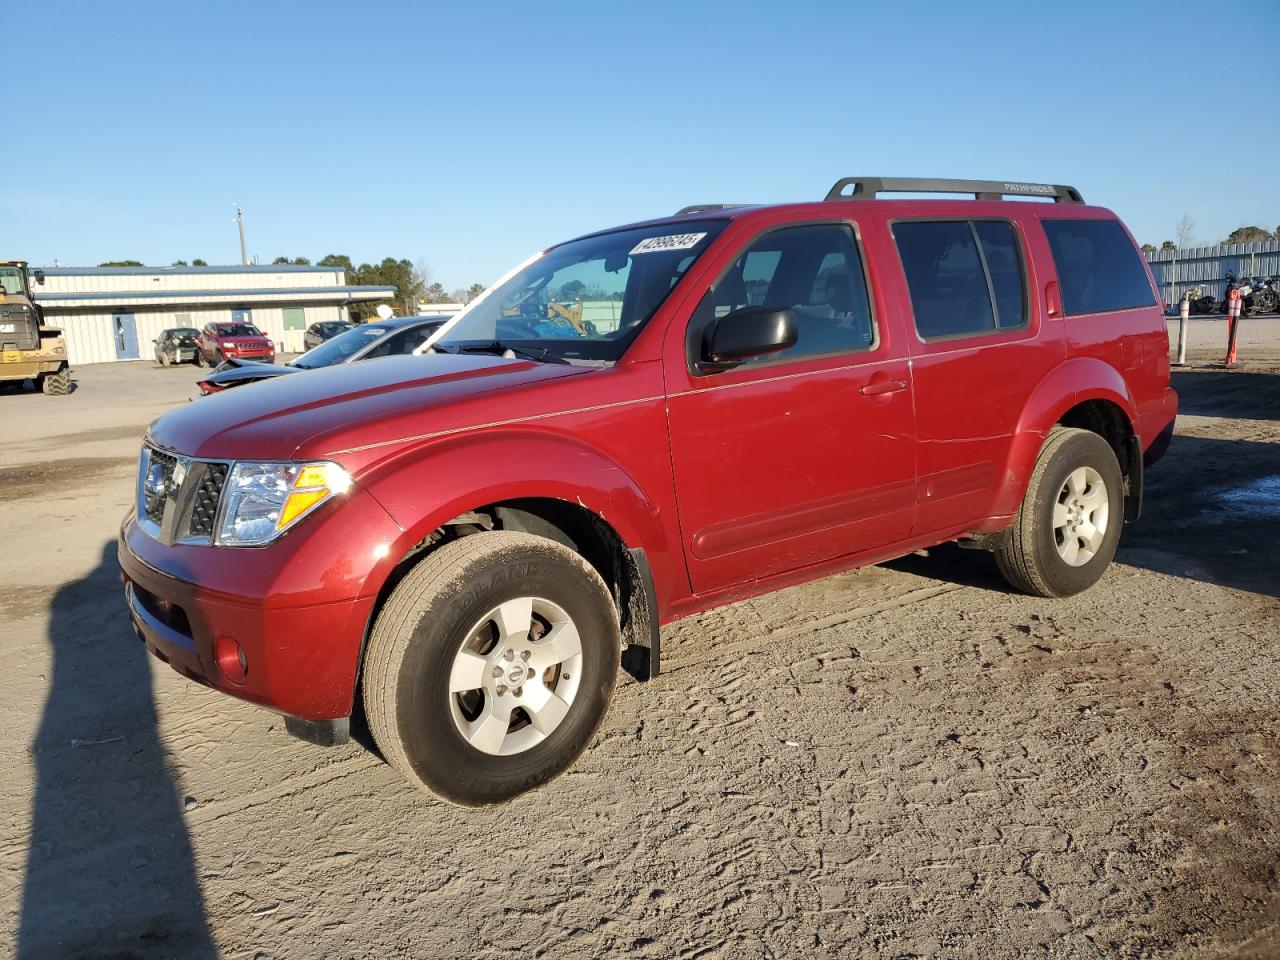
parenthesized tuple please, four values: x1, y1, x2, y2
(363, 531, 620, 805)
(158, 351, 170, 367)
(40, 366, 71, 396)
(994, 427, 1124, 598)
(193, 350, 205, 368)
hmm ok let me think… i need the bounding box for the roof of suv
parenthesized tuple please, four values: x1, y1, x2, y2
(578, 177, 1098, 242)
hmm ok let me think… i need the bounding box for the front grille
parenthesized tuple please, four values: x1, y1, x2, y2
(187, 463, 227, 537)
(143, 449, 178, 524)
(136, 443, 230, 545)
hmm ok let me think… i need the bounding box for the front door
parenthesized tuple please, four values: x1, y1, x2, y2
(282, 307, 306, 353)
(665, 220, 917, 596)
(112, 312, 138, 360)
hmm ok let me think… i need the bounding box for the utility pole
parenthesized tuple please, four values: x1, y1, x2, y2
(233, 204, 248, 266)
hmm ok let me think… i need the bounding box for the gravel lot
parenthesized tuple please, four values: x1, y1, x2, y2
(2, 326, 1278, 959)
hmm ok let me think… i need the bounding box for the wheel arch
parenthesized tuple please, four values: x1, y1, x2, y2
(353, 432, 675, 688)
(990, 358, 1141, 520)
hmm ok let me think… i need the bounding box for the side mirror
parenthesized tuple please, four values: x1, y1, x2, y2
(699, 305, 796, 372)
(34, 270, 45, 285)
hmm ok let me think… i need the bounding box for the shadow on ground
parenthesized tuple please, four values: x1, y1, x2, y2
(17, 542, 216, 959)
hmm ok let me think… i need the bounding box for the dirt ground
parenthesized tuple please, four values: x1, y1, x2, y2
(1, 323, 1278, 960)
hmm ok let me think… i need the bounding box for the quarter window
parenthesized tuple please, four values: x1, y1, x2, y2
(894, 220, 1027, 339)
(691, 223, 875, 367)
(1042, 219, 1155, 316)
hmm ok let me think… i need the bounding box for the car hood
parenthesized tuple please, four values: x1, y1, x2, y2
(149, 353, 593, 463)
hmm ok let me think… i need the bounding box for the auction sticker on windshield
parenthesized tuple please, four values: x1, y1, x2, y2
(629, 232, 707, 255)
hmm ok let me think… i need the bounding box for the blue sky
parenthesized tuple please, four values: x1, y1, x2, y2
(8, 0, 1278, 288)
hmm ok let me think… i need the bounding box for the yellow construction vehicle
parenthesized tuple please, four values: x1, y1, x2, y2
(1, 260, 70, 395)
(500, 296, 590, 335)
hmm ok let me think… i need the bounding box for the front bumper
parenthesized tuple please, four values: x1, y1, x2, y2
(224, 350, 274, 362)
(117, 485, 405, 722)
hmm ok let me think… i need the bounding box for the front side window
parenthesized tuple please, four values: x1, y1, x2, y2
(894, 219, 1028, 339)
(365, 324, 441, 359)
(689, 222, 875, 368)
(1042, 219, 1155, 315)
(436, 221, 729, 362)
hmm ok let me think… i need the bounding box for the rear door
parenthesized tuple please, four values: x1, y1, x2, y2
(890, 215, 1062, 535)
(664, 217, 917, 595)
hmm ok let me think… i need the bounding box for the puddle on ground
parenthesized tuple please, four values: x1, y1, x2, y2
(1204, 475, 1280, 522)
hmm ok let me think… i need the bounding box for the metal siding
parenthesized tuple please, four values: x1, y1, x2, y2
(1146, 240, 1280, 303)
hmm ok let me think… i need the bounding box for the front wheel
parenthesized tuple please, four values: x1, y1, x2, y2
(994, 427, 1124, 597)
(363, 531, 620, 805)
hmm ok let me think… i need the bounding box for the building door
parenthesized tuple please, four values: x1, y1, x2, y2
(282, 307, 306, 354)
(231, 308, 252, 326)
(112, 312, 139, 360)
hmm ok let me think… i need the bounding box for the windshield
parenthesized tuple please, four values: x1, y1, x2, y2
(172, 328, 199, 338)
(293, 323, 390, 368)
(217, 323, 263, 337)
(0, 266, 27, 297)
(436, 220, 728, 361)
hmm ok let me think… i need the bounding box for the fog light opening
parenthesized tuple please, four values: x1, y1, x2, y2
(215, 634, 248, 685)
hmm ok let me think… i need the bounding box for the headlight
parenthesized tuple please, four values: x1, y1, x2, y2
(217, 461, 353, 546)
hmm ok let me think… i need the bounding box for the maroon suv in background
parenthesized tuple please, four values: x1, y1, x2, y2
(195, 321, 275, 365)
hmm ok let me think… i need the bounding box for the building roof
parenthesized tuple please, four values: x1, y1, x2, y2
(35, 264, 344, 277)
(34, 285, 397, 309)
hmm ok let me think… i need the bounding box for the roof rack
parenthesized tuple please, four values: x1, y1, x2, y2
(824, 177, 1084, 204)
(674, 203, 747, 216)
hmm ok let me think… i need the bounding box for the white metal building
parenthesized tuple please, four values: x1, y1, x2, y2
(31, 264, 396, 364)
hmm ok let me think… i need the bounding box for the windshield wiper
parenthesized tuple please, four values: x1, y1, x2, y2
(443, 341, 568, 364)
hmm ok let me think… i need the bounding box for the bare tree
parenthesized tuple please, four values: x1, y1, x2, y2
(1175, 215, 1196, 249)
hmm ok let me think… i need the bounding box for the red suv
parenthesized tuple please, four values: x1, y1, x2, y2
(119, 177, 1177, 805)
(195, 320, 275, 365)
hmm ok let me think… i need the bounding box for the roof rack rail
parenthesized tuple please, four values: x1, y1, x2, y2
(825, 177, 1084, 204)
(675, 203, 747, 215)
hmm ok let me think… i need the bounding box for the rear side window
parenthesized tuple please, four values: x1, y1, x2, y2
(1042, 219, 1155, 315)
(894, 220, 1027, 338)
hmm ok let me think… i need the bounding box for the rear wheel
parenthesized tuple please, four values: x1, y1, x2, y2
(363, 531, 620, 805)
(994, 427, 1123, 597)
(40, 367, 71, 396)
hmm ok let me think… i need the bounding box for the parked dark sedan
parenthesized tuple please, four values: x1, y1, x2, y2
(197, 315, 448, 395)
(153, 327, 201, 366)
(302, 320, 353, 352)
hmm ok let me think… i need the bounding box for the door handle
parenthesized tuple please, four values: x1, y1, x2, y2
(860, 378, 908, 397)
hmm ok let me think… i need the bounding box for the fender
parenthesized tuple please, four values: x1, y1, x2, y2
(988, 357, 1139, 519)
(352, 427, 682, 612)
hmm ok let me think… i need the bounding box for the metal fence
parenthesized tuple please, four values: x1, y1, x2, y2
(1146, 239, 1280, 305)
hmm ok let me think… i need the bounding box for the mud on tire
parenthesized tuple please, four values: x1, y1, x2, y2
(363, 531, 621, 805)
(40, 366, 71, 396)
(994, 427, 1124, 598)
